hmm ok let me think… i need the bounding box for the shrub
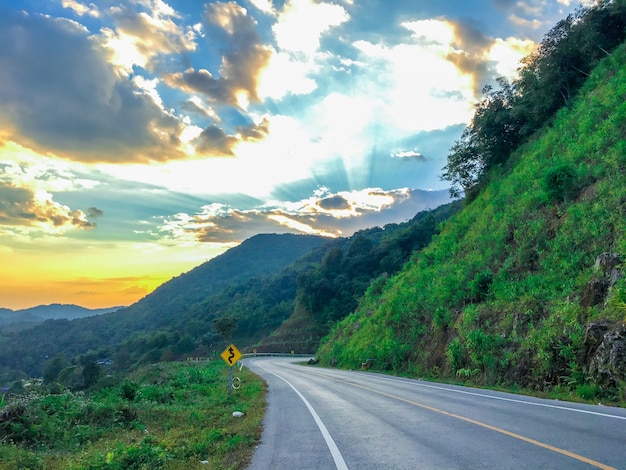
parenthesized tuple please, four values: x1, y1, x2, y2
(543, 164, 580, 202)
(119, 380, 138, 401)
(446, 337, 464, 372)
(470, 271, 494, 302)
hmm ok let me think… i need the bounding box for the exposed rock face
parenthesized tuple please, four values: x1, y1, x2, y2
(587, 325, 626, 389)
(581, 253, 625, 390)
(581, 252, 622, 307)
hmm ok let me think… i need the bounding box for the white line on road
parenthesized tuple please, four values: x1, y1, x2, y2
(367, 374, 626, 420)
(251, 360, 349, 470)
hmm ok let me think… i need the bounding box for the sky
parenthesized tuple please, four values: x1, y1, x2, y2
(0, 0, 589, 310)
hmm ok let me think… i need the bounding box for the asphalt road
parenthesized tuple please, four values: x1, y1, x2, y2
(244, 356, 626, 470)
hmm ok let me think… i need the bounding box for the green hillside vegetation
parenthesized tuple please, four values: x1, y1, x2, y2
(0, 203, 459, 386)
(318, 37, 626, 402)
(0, 360, 264, 469)
(0, 234, 326, 380)
(257, 201, 462, 353)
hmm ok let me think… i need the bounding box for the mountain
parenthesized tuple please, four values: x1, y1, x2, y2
(0, 304, 121, 330)
(0, 207, 462, 380)
(0, 233, 328, 377)
(317, 38, 626, 401)
(253, 201, 462, 353)
(112, 233, 329, 330)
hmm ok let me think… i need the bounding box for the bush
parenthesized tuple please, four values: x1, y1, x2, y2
(119, 380, 138, 401)
(470, 271, 494, 302)
(446, 338, 464, 372)
(543, 164, 579, 202)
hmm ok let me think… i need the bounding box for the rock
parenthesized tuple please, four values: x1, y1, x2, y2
(594, 252, 623, 288)
(594, 252, 621, 276)
(581, 277, 609, 307)
(582, 253, 622, 307)
(584, 320, 611, 354)
(587, 325, 626, 389)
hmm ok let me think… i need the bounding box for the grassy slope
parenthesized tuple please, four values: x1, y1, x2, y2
(317, 43, 626, 401)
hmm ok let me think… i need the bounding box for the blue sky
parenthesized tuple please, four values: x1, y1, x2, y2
(0, 0, 588, 309)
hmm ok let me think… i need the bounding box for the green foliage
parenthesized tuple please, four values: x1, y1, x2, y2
(442, 0, 626, 198)
(446, 337, 464, 372)
(318, 39, 626, 401)
(0, 361, 265, 469)
(469, 271, 494, 303)
(543, 164, 580, 202)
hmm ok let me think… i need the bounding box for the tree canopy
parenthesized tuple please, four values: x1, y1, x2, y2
(442, 0, 626, 198)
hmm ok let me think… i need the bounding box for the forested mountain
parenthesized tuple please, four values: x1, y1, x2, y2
(318, 11, 626, 402)
(0, 234, 327, 379)
(0, 203, 459, 386)
(0, 304, 122, 330)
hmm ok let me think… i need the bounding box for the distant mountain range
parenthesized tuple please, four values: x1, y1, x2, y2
(0, 304, 123, 329)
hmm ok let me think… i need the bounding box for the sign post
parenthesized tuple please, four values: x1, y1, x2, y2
(220, 344, 242, 395)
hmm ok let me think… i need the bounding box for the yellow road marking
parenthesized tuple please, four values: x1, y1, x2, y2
(334, 377, 616, 470)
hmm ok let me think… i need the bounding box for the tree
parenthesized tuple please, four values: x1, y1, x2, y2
(42, 353, 68, 384)
(213, 316, 237, 341)
(441, 79, 519, 198)
(82, 361, 100, 388)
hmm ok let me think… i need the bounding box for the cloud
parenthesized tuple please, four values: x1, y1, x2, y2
(318, 195, 351, 211)
(62, 0, 100, 18)
(0, 10, 186, 164)
(0, 181, 95, 230)
(508, 14, 543, 30)
(273, 0, 349, 55)
(87, 207, 104, 218)
(193, 125, 240, 156)
(157, 187, 451, 243)
(391, 151, 427, 161)
(446, 19, 496, 94)
(190, 115, 270, 156)
(164, 2, 272, 108)
(100, 0, 197, 75)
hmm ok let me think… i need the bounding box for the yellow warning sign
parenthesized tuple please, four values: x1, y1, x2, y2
(220, 344, 242, 367)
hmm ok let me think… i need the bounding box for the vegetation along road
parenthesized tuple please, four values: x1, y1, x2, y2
(245, 357, 626, 470)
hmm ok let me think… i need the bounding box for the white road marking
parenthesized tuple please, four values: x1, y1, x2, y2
(251, 359, 349, 470)
(367, 374, 626, 420)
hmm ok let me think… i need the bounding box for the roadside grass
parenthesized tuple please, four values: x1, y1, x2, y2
(0, 360, 265, 469)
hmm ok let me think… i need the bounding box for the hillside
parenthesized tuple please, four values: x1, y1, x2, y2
(317, 41, 626, 402)
(0, 203, 460, 384)
(0, 304, 122, 331)
(254, 201, 462, 353)
(0, 234, 327, 378)
(114, 233, 327, 329)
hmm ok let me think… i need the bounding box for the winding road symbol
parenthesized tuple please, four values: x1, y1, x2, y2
(220, 343, 242, 366)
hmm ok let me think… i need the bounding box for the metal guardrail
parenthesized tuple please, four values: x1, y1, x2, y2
(241, 352, 315, 358)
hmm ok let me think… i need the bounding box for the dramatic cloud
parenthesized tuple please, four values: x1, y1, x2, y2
(100, 0, 197, 75)
(164, 2, 272, 108)
(273, 0, 349, 54)
(447, 19, 496, 94)
(157, 187, 451, 243)
(0, 10, 186, 163)
(0, 181, 95, 230)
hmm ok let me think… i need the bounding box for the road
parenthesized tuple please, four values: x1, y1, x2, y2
(243, 356, 626, 470)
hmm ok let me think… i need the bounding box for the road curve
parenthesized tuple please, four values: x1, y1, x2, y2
(244, 356, 626, 470)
